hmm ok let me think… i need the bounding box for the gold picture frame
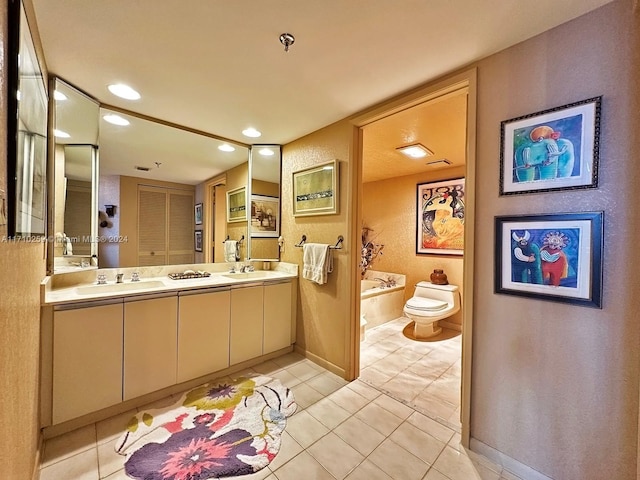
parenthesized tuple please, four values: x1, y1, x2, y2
(292, 159, 339, 217)
(226, 186, 246, 223)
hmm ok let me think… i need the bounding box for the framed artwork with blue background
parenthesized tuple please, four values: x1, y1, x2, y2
(499, 97, 601, 196)
(494, 212, 603, 308)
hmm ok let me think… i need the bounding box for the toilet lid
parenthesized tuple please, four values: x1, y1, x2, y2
(405, 297, 448, 312)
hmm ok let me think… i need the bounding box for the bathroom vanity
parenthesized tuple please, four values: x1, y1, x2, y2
(39, 263, 298, 435)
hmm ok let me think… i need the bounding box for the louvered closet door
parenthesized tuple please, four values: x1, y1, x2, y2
(168, 190, 194, 265)
(138, 186, 168, 266)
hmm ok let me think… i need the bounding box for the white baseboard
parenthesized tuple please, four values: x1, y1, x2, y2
(470, 438, 553, 480)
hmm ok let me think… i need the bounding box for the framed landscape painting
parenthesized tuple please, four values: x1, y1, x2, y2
(494, 212, 603, 308)
(292, 160, 338, 217)
(499, 97, 601, 195)
(226, 186, 246, 223)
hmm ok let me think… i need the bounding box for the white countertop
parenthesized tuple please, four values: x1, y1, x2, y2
(42, 263, 298, 306)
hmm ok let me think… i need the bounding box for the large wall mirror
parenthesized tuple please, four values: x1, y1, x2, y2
(50, 79, 99, 273)
(248, 145, 282, 261)
(47, 77, 283, 273)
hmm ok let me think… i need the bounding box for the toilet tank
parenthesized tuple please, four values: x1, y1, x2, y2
(414, 281, 459, 303)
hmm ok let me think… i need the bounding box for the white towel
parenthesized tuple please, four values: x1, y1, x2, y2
(302, 243, 333, 285)
(224, 240, 239, 262)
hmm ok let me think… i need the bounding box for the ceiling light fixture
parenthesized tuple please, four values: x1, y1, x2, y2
(279, 33, 295, 52)
(242, 127, 261, 138)
(218, 144, 235, 152)
(54, 90, 67, 101)
(103, 114, 130, 126)
(107, 83, 141, 100)
(53, 129, 70, 138)
(396, 143, 434, 159)
(258, 148, 274, 156)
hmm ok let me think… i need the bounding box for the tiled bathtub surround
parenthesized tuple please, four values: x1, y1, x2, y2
(39, 352, 519, 480)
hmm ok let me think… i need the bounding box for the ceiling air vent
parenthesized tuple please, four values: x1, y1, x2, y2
(425, 159, 452, 168)
(134, 166, 151, 172)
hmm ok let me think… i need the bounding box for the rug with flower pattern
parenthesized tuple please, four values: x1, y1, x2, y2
(115, 374, 296, 479)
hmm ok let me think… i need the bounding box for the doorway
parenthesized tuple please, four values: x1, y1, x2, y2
(350, 69, 477, 446)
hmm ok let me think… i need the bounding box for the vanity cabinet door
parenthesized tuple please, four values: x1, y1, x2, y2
(263, 281, 293, 354)
(52, 303, 123, 424)
(229, 285, 264, 365)
(124, 295, 178, 400)
(177, 289, 230, 383)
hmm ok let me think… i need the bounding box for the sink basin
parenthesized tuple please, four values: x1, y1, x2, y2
(221, 271, 280, 280)
(75, 280, 166, 295)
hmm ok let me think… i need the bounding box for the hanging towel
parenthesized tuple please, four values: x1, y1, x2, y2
(224, 240, 239, 262)
(302, 243, 333, 285)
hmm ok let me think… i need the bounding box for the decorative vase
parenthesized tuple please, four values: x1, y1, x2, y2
(430, 269, 448, 285)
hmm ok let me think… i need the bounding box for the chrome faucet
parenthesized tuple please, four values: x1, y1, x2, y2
(374, 277, 396, 288)
(116, 273, 124, 284)
(96, 274, 107, 285)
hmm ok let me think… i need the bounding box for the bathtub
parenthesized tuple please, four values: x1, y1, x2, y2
(361, 271, 406, 331)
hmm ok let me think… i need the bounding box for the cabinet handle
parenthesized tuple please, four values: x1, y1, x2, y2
(150, 251, 155, 256)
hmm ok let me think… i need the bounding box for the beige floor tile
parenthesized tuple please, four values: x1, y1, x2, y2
(370, 354, 414, 376)
(136, 393, 179, 413)
(306, 371, 348, 396)
(285, 410, 330, 448)
(290, 382, 325, 409)
(411, 392, 457, 423)
(447, 432, 462, 451)
(346, 380, 382, 400)
(96, 409, 137, 446)
(268, 431, 303, 471)
(373, 394, 414, 420)
(272, 451, 335, 480)
(382, 372, 431, 403)
(389, 422, 446, 465)
(423, 468, 451, 480)
(102, 469, 129, 480)
(225, 466, 273, 479)
(97, 439, 126, 478)
(333, 416, 386, 456)
(272, 352, 305, 368)
(407, 411, 455, 444)
(328, 386, 370, 413)
(359, 366, 395, 385)
(345, 459, 393, 480)
(354, 403, 404, 436)
(424, 376, 461, 405)
(251, 359, 283, 375)
(287, 361, 324, 382)
(368, 438, 430, 480)
(432, 445, 486, 480)
(308, 432, 364, 479)
(271, 368, 303, 388)
(42, 424, 97, 467)
(306, 397, 352, 429)
(40, 448, 99, 480)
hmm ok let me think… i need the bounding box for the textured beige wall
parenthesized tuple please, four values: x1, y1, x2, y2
(362, 166, 465, 326)
(281, 120, 354, 373)
(470, 1, 640, 478)
(225, 162, 248, 260)
(98, 175, 121, 267)
(0, 1, 46, 477)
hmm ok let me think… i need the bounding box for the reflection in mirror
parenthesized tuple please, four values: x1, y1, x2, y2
(248, 145, 282, 261)
(51, 79, 99, 273)
(97, 107, 250, 268)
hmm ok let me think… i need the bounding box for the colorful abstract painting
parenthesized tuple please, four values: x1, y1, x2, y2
(416, 178, 465, 255)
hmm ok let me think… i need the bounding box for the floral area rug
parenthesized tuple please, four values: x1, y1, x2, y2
(115, 375, 296, 479)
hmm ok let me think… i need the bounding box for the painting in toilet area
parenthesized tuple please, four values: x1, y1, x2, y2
(362, 170, 465, 331)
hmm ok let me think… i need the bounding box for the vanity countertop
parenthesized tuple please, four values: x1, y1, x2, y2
(42, 263, 298, 306)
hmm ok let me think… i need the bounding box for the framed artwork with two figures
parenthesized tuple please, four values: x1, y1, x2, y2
(499, 97, 601, 196)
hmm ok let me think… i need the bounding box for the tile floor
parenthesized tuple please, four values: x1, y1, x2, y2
(359, 317, 463, 430)
(39, 327, 521, 480)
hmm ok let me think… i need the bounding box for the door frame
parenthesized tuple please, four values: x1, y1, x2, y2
(348, 68, 477, 447)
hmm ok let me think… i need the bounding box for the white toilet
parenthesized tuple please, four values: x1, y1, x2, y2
(403, 281, 460, 339)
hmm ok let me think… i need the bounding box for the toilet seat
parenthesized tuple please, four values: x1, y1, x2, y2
(405, 297, 448, 312)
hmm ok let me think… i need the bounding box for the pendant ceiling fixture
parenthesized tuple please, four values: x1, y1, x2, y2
(279, 33, 295, 52)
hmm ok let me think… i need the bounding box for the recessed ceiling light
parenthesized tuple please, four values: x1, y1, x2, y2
(103, 114, 130, 126)
(258, 148, 274, 156)
(425, 159, 452, 167)
(218, 144, 235, 152)
(107, 83, 141, 100)
(53, 129, 70, 138)
(396, 143, 434, 159)
(242, 127, 261, 138)
(54, 90, 67, 101)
